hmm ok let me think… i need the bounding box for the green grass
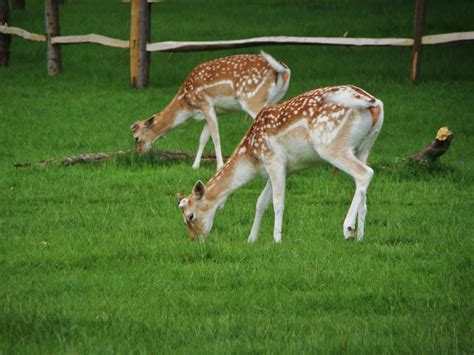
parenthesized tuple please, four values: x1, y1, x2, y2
(1, 0, 474, 353)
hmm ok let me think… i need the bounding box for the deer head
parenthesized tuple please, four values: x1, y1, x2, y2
(176, 181, 216, 240)
(130, 115, 159, 154)
(130, 112, 173, 154)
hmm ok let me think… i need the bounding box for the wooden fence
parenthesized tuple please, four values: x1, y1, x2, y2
(1, 0, 473, 87)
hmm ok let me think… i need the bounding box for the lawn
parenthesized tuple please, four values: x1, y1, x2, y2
(1, 0, 473, 353)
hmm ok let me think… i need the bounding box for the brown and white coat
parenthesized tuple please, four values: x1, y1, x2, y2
(131, 52, 291, 170)
(178, 85, 384, 243)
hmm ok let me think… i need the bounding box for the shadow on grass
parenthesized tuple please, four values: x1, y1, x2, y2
(373, 158, 466, 182)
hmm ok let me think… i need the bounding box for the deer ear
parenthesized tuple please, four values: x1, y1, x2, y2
(176, 193, 185, 203)
(178, 198, 189, 208)
(192, 181, 205, 200)
(130, 122, 139, 132)
(145, 115, 155, 128)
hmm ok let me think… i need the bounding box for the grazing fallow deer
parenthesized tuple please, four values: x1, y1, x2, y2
(177, 85, 384, 243)
(130, 52, 291, 170)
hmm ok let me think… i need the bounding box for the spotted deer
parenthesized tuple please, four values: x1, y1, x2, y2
(177, 85, 384, 243)
(130, 52, 291, 170)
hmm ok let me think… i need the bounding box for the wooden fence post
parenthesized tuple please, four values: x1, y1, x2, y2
(44, 0, 62, 75)
(129, 0, 151, 88)
(11, 0, 25, 9)
(410, 0, 426, 83)
(0, 0, 10, 66)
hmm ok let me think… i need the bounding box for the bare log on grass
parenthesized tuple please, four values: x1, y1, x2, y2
(409, 127, 453, 164)
(14, 149, 227, 169)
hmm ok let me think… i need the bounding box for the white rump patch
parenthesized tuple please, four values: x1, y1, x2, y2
(326, 89, 372, 110)
(260, 51, 287, 73)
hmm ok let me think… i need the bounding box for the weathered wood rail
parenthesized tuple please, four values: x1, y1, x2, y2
(0, 0, 473, 86)
(144, 33, 474, 52)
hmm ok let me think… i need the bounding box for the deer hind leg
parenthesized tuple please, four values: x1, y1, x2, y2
(238, 99, 260, 119)
(239, 71, 291, 120)
(355, 105, 384, 164)
(355, 133, 377, 164)
(267, 70, 291, 105)
(238, 75, 279, 119)
(320, 150, 374, 240)
(202, 106, 224, 170)
(192, 124, 211, 169)
(248, 180, 273, 243)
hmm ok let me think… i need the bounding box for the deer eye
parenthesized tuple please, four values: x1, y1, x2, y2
(135, 136, 141, 143)
(187, 213, 195, 222)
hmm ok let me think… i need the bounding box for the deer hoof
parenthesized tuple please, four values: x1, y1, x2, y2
(344, 225, 355, 240)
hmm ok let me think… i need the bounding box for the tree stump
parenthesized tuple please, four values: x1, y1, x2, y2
(409, 127, 454, 164)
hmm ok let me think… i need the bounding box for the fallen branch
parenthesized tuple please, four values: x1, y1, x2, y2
(14, 127, 454, 169)
(14, 149, 227, 169)
(409, 127, 453, 164)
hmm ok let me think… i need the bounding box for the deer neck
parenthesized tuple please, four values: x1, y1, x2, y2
(150, 96, 192, 139)
(204, 151, 259, 213)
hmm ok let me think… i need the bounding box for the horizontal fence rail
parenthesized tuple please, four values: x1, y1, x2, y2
(422, 32, 474, 45)
(146, 36, 415, 52)
(146, 32, 474, 52)
(0, 24, 46, 41)
(2, 25, 473, 51)
(51, 34, 129, 48)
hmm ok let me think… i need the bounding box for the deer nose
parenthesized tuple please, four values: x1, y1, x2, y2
(135, 137, 141, 143)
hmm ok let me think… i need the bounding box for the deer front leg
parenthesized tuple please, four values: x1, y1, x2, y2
(248, 180, 273, 243)
(192, 124, 211, 170)
(203, 106, 224, 170)
(267, 162, 286, 244)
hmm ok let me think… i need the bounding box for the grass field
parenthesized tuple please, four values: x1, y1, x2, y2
(1, 0, 473, 353)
